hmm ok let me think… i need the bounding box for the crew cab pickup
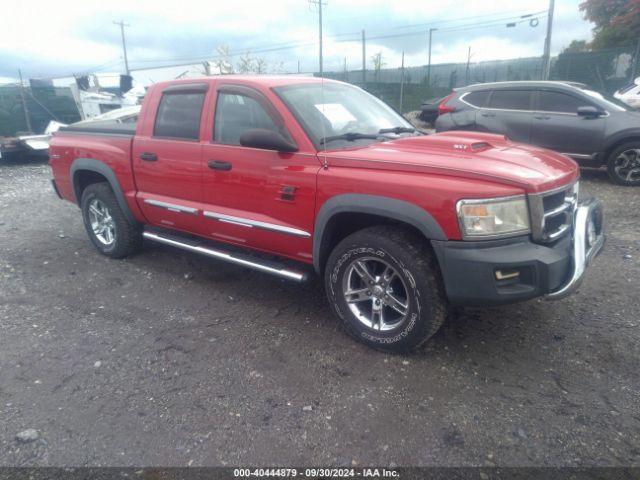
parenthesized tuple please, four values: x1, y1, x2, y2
(49, 76, 604, 352)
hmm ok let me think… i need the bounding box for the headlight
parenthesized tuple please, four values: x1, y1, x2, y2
(456, 195, 530, 239)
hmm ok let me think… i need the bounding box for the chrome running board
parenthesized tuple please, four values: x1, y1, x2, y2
(142, 230, 308, 283)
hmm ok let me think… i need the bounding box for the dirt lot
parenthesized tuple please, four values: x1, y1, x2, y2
(0, 157, 638, 467)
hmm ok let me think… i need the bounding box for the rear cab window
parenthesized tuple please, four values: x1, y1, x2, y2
(488, 90, 533, 111)
(154, 91, 206, 140)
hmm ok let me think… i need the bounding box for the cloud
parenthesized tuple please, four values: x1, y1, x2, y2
(0, 0, 592, 81)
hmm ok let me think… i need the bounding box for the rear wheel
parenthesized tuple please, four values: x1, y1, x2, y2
(80, 182, 141, 258)
(324, 226, 447, 353)
(606, 142, 640, 186)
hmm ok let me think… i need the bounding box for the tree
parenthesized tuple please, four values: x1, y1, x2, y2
(563, 40, 589, 53)
(580, 0, 640, 49)
(371, 52, 385, 82)
(212, 45, 234, 75)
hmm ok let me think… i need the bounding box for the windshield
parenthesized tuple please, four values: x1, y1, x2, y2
(579, 87, 632, 111)
(274, 82, 414, 148)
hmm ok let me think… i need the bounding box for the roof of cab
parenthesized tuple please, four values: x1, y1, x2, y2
(458, 80, 588, 92)
(152, 75, 344, 91)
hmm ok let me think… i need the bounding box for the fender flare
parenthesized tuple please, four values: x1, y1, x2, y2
(313, 193, 447, 273)
(70, 158, 138, 225)
(602, 129, 640, 158)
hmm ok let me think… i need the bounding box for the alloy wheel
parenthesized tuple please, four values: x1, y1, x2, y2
(342, 257, 409, 331)
(88, 198, 116, 246)
(614, 148, 640, 183)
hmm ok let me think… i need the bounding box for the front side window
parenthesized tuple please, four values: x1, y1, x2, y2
(488, 90, 532, 111)
(214, 93, 280, 145)
(537, 91, 586, 114)
(274, 82, 413, 148)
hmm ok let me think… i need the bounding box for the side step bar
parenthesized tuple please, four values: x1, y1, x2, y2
(142, 230, 308, 283)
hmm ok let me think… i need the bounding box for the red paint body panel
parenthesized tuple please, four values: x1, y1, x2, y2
(49, 76, 580, 263)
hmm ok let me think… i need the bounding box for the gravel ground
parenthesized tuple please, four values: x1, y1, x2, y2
(0, 157, 638, 467)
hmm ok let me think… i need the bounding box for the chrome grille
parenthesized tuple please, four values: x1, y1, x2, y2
(529, 182, 578, 243)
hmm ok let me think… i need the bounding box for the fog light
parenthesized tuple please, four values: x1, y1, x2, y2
(495, 269, 520, 280)
(586, 218, 597, 248)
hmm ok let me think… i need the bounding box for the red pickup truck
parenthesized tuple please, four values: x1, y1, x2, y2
(49, 76, 604, 352)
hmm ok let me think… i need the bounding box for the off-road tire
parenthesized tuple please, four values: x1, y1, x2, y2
(324, 225, 447, 353)
(80, 182, 142, 258)
(606, 141, 640, 186)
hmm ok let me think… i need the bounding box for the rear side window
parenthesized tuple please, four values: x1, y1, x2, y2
(154, 92, 206, 140)
(488, 90, 532, 110)
(214, 92, 280, 145)
(537, 91, 586, 114)
(463, 90, 490, 107)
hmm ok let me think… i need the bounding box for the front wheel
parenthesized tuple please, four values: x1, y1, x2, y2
(606, 142, 640, 186)
(324, 226, 447, 353)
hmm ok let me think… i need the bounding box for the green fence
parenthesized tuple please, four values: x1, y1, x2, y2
(0, 85, 80, 137)
(323, 45, 639, 114)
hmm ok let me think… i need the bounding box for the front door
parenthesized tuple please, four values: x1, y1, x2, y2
(133, 84, 207, 234)
(200, 85, 319, 263)
(530, 89, 606, 157)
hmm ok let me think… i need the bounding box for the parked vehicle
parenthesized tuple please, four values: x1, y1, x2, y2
(49, 76, 604, 352)
(435, 81, 640, 186)
(614, 77, 640, 109)
(418, 96, 447, 125)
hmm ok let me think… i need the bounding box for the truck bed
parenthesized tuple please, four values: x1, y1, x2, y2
(59, 120, 136, 136)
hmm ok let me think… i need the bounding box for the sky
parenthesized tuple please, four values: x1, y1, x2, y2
(0, 0, 593, 84)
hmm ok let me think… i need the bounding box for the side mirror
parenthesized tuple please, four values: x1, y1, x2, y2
(239, 129, 298, 152)
(577, 106, 603, 118)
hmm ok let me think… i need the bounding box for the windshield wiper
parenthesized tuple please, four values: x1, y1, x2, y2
(320, 132, 387, 145)
(378, 126, 417, 135)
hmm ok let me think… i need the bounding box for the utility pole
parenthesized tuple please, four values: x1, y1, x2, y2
(631, 37, 640, 81)
(17, 69, 33, 133)
(362, 29, 366, 85)
(113, 20, 130, 75)
(399, 51, 405, 114)
(465, 46, 472, 85)
(541, 0, 555, 80)
(297, 60, 301, 74)
(427, 28, 436, 87)
(308, 0, 326, 77)
(344, 57, 348, 81)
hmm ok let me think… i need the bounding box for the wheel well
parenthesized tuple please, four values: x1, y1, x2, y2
(73, 170, 109, 203)
(603, 136, 640, 163)
(317, 212, 429, 275)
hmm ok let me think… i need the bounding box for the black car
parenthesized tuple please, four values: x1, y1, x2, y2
(418, 96, 447, 125)
(435, 81, 640, 186)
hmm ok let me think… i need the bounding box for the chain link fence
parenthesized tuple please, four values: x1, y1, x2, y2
(325, 45, 639, 114)
(1, 45, 638, 136)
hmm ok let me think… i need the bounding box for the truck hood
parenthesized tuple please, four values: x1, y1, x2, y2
(325, 132, 579, 194)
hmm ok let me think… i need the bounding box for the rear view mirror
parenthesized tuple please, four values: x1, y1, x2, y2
(577, 106, 604, 117)
(239, 129, 298, 152)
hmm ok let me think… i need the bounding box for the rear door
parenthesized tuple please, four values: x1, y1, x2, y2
(530, 89, 606, 156)
(476, 89, 534, 143)
(132, 83, 207, 234)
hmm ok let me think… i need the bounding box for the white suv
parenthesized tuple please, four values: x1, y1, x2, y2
(614, 77, 640, 109)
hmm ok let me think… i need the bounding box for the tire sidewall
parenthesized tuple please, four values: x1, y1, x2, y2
(607, 142, 640, 186)
(81, 188, 119, 255)
(326, 240, 428, 351)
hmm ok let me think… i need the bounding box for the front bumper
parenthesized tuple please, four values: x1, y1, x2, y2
(432, 198, 604, 306)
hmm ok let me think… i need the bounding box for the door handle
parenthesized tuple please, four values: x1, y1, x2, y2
(208, 160, 232, 171)
(481, 112, 495, 118)
(534, 115, 551, 120)
(140, 152, 158, 161)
